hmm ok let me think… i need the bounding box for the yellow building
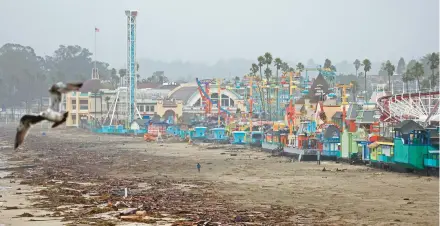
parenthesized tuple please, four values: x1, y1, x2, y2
(65, 79, 184, 127)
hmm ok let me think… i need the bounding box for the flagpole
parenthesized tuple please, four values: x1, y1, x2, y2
(94, 27, 97, 77)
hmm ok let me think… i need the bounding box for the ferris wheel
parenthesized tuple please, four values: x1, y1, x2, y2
(377, 90, 440, 125)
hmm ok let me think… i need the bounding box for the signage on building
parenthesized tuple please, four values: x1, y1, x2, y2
(315, 89, 324, 96)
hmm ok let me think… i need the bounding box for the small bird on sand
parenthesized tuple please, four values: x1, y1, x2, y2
(14, 82, 83, 150)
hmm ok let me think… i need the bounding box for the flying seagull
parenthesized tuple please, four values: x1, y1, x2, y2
(49, 82, 83, 112)
(14, 82, 83, 150)
(46, 82, 83, 127)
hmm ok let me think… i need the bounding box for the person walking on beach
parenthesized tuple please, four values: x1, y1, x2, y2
(196, 163, 201, 173)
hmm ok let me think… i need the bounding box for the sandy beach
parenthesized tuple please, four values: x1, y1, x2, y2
(0, 124, 438, 225)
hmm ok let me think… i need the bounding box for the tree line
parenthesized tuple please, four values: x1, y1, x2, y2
(355, 53, 439, 93)
(1, 42, 437, 109)
(0, 43, 116, 107)
(0, 43, 173, 109)
(246, 52, 438, 96)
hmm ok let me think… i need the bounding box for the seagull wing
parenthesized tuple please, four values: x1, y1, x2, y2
(49, 91, 62, 112)
(50, 82, 83, 94)
(15, 115, 46, 150)
(64, 82, 83, 92)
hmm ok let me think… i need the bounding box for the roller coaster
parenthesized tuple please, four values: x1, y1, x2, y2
(377, 90, 439, 125)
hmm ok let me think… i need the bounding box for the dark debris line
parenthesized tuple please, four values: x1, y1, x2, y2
(1, 128, 331, 225)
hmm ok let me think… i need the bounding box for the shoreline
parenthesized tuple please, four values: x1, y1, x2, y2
(0, 151, 65, 226)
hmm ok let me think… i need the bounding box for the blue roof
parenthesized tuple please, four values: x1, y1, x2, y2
(211, 128, 225, 131)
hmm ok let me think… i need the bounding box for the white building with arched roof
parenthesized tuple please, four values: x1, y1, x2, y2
(168, 83, 245, 114)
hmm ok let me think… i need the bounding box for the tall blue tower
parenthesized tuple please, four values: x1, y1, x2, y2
(125, 10, 138, 125)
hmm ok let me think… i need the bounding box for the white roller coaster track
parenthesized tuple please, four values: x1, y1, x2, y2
(377, 90, 439, 124)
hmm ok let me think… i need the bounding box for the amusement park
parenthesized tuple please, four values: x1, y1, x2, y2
(0, 5, 439, 226)
(61, 10, 440, 177)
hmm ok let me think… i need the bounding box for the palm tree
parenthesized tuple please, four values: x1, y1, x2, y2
(288, 67, 295, 73)
(280, 63, 290, 104)
(250, 63, 259, 77)
(274, 58, 283, 80)
(264, 52, 273, 120)
(273, 57, 283, 120)
(257, 56, 265, 80)
(296, 62, 304, 76)
(119, 69, 126, 86)
(412, 61, 424, 91)
(383, 60, 395, 91)
(402, 69, 414, 92)
(250, 63, 264, 111)
(264, 67, 273, 120)
(353, 59, 361, 76)
(362, 59, 372, 95)
(427, 52, 439, 88)
(281, 62, 289, 73)
(264, 52, 273, 70)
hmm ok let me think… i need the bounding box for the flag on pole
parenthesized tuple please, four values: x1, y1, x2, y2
(95, 27, 100, 32)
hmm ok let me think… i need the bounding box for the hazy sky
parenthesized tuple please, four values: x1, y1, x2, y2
(1, 0, 438, 67)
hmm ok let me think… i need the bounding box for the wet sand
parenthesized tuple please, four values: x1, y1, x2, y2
(0, 124, 438, 225)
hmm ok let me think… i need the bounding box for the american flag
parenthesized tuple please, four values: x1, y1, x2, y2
(95, 27, 100, 32)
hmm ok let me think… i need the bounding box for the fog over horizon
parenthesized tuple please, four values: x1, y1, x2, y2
(1, 0, 439, 78)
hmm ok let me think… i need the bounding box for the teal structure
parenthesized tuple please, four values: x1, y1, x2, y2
(179, 130, 188, 139)
(232, 131, 246, 144)
(193, 127, 207, 140)
(188, 130, 196, 139)
(166, 125, 180, 136)
(393, 127, 432, 170)
(250, 131, 263, 146)
(320, 125, 341, 158)
(424, 150, 439, 168)
(210, 128, 228, 141)
(92, 125, 146, 135)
